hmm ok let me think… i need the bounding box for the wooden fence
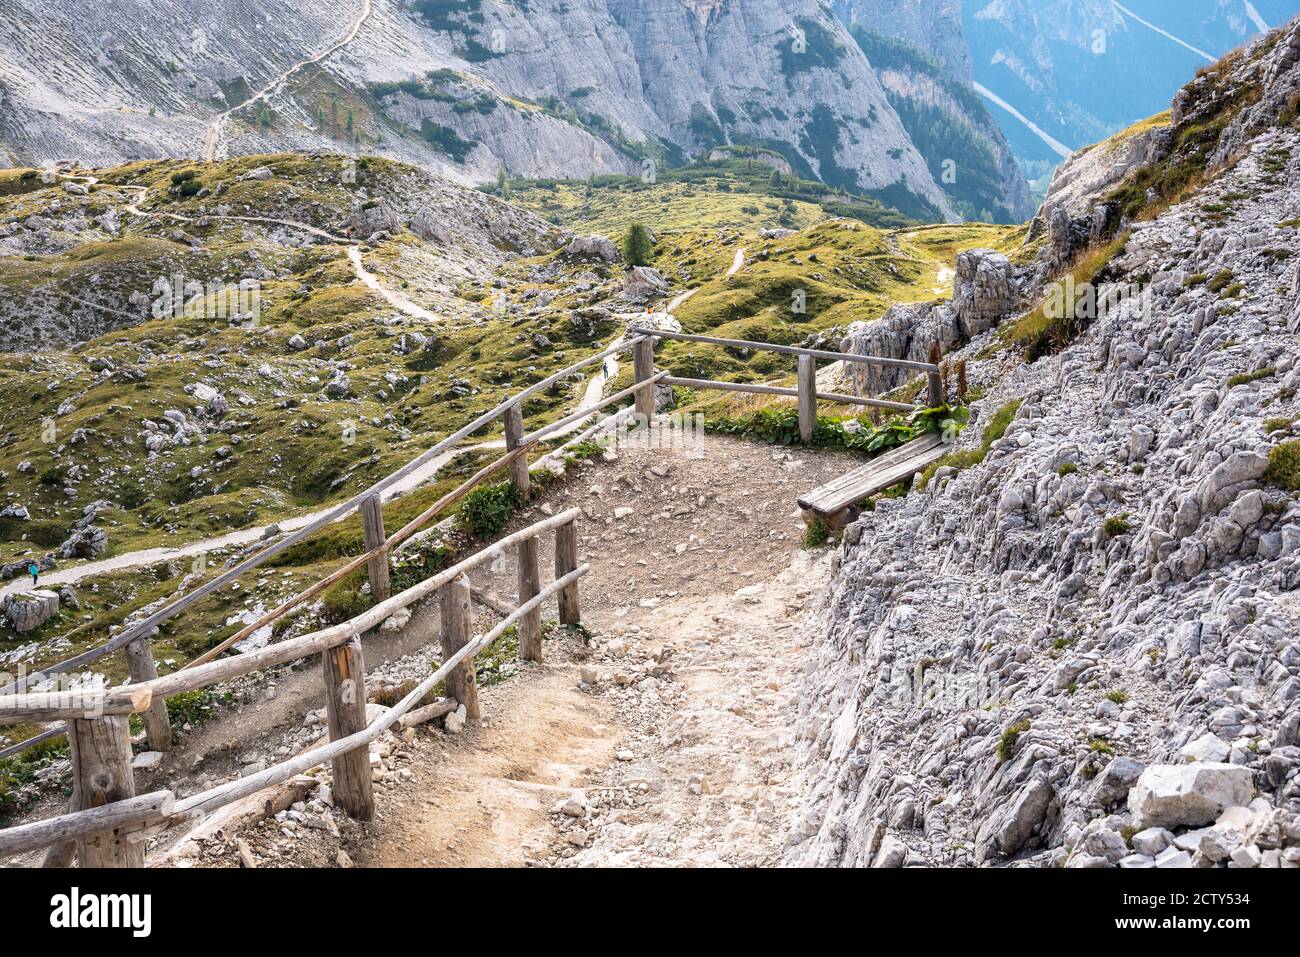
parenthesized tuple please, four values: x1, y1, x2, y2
(0, 323, 939, 866)
(0, 508, 586, 864)
(636, 329, 942, 442)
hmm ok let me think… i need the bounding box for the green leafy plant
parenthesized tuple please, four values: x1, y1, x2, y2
(459, 481, 523, 539)
(710, 404, 966, 458)
(917, 399, 1021, 490)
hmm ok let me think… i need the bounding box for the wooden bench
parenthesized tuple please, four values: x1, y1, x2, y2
(798, 433, 949, 529)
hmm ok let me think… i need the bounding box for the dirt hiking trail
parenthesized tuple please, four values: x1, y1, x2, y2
(127, 432, 859, 869)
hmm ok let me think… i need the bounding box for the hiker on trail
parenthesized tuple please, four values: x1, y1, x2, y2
(27, 561, 38, 587)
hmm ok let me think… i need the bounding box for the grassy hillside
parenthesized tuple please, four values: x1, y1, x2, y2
(503, 157, 922, 234)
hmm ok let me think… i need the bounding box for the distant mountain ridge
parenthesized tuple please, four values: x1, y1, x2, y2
(834, 0, 1036, 221)
(0, 0, 988, 223)
(963, 0, 1300, 165)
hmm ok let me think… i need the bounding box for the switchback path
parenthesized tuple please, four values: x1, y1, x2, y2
(201, 0, 375, 161)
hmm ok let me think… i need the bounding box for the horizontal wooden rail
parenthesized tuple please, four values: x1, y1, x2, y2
(0, 791, 173, 860)
(523, 370, 668, 445)
(641, 329, 939, 373)
(0, 338, 641, 698)
(659, 375, 919, 413)
(142, 508, 583, 701)
(173, 563, 589, 819)
(0, 686, 152, 727)
(187, 441, 544, 669)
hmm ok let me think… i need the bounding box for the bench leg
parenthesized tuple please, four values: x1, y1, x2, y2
(801, 506, 859, 532)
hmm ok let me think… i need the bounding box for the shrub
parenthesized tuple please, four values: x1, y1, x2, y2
(803, 520, 831, 549)
(1264, 440, 1300, 491)
(459, 481, 522, 539)
(1056, 462, 1078, 476)
(1105, 690, 1129, 704)
(998, 719, 1030, 761)
(1103, 515, 1132, 537)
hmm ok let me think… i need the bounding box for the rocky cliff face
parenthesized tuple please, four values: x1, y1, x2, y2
(836, 0, 972, 81)
(0, 0, 963, 220)
(835, 1, 1035, 222)
(789, 19, 1300, 868)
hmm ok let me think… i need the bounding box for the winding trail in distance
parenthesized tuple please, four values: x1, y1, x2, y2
(0, 216, 748, 596)
(202, 0, 375, 161)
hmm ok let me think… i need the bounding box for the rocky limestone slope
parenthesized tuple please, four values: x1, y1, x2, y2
(788, 21, 1300, 868)
(0, 0, 964, 220)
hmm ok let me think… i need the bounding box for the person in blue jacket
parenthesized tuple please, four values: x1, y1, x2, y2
(27, 561, 39, 587)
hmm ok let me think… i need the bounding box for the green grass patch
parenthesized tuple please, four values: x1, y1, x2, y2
(917, 399, 1021, 490)
(1226, 367, 1275, 388)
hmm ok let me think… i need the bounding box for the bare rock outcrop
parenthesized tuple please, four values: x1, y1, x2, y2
(3, 590, 59, 633)
(842, 249, 1018, 396)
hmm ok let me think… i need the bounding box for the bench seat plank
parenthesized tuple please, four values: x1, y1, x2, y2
(798, 434, 949, 516)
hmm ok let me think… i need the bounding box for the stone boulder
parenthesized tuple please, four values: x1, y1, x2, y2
(59, 525, 107, 559)
(565, 235, 619, 262)
(975, 777, 1056, 861)
(324, 374, 352, 399)
(621, 266, 669, 302)
(842, 249, 1017, 398)
(1128, 763, 1255, 830)
(3, 589, 59, 632)
(626, 312, 681, 337)
(1092, 756, 1146, 808)
(348, 203, 401, 240)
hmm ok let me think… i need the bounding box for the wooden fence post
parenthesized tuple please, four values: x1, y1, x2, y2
(927, 342, 944, 407)
(124, 637, 172, 752)
(439, 574, 479, 720)
(359, 493, 391, 601)
(633, 337, 656, 419)
(503, 401, 531, 502)
(517, 535, 542, 662)
(68, 715, 143, 867)
(797, 353, 817, 443)
(555, 519, 581, 625)
(322, 634, 375, 821)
